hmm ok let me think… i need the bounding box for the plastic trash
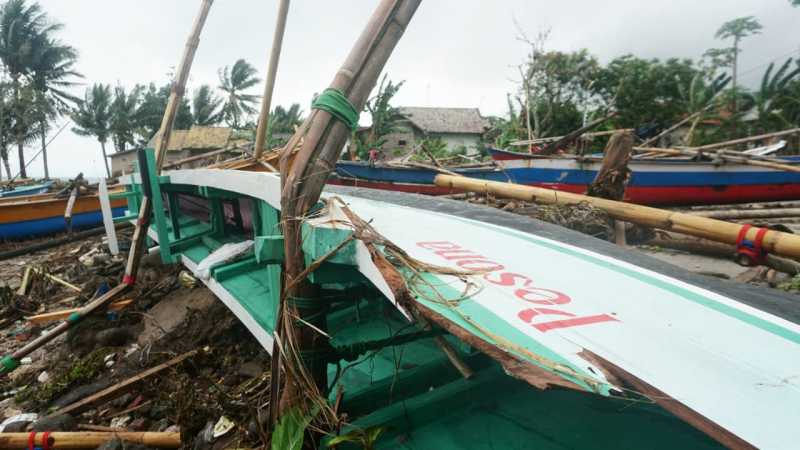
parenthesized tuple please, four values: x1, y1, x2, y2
(0, 413, 38, 432)
(194, 240, 254, 280)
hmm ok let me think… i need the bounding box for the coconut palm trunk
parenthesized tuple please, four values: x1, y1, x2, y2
(13, 79, 26, 179)
(40, 119, 48, 179)
(2, 154, 10, 180)
(99, 140, 110, 177)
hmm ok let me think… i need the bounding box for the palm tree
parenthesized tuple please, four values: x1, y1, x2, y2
(192, 84, 223, 126)
(676, 72, 730, 145)
(0, 0, 61, 178)
(72, 84, 112, 177)
(29, 38, 81, 178)
(0, 84, 15, 179)
(748, 59, 800, 132)
(218, 59, 260, 129)
(110, 85, 141, 152)
(265, 103, 303, 147)
(714, 16, 763, 118)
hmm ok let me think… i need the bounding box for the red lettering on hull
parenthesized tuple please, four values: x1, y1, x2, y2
(417, 240, 618, 332)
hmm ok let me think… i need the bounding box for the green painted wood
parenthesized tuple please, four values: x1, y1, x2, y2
(255, 235, 284, 264)
(212, 255, 259, 282)
(301, 223, 357, 266)
(140, 149, 176, 264)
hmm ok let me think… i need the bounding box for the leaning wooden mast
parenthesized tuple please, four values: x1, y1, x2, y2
(274, 0, 422, 416)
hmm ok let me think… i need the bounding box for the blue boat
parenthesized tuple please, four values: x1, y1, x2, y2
(333, 161, 510, 195)
(0, 181, 54, 198)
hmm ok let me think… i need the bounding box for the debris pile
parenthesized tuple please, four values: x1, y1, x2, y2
(0, 233, 271, 449)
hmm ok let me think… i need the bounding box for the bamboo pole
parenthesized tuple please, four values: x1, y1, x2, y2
(126, 0, 213, 285)
(510, 128, 633, 146)
(0, 432, 180, 449)
(434, 175, 800, 260)
(633, 146, 800, 173)
(691, 207, 800, 220)
(692, 128, 800, 151)
(253, 0, 290, 160)
(274, 0, 421, 421)
(539, 111, 616, 155)
(0, 0, 214, 376)
(640, 109, 706, 147)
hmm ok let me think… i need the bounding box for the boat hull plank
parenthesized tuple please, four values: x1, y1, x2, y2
(123, 169, 800, 448)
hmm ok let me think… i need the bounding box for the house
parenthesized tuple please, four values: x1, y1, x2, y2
(352, 107, 488, 157)
(108, 126, 243, 176)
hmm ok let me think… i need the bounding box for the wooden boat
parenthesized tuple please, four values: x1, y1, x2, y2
(114, 155, 800, 448)
(0, 192, 127, 241)
(0, 180, 54, 198)
(490, 147, 800, 206)
(333, 146, 800, 206)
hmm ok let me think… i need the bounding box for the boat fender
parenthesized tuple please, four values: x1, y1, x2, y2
(735, 224, 768, 266)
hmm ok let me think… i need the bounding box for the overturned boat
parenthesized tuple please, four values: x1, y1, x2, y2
(111, 149, 800, 449)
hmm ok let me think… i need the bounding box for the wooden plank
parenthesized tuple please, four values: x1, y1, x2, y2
(53, 349, 198, 417)
(98, 178, 119, 255)
(26, 300, 133, 325)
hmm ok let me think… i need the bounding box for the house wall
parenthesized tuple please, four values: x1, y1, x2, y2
(433, 133, 482, 154)
(348, 122, 484, 159)
(109, 152, 138, 177)
(380, 124, 417, 157)
(109, 150, 193, 177)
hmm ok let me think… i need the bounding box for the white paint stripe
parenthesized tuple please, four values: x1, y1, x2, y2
(98, 178, 119, 255)
(181, 255, 275, 353)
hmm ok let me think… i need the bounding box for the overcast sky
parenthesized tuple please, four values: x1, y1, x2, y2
(14, 0, 800, 178)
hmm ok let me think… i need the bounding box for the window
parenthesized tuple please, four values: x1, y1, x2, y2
(398, 140, 407, 146)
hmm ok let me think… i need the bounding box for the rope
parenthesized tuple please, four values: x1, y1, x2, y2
(311, 88, 359, 131)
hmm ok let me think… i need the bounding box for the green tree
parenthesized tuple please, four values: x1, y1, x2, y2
(714, 16, 763, 116)
(593, 56, 700, 128)
(484, 94, 526, 148)
(748, 58, 800, 132)
(29, 38, 80, 178)
(192, 84, 223, 126)
(0, 84, 15, 179)
(134, 82, 192, 144)
(0, 0, 63, 178)
(110, 85, 141, 152)
(676, 72, 730, 145)
(515, 27, 600, 138)
(218, 59, 260, 129)
(72, 84, 112, 177)
(363, 75, 404, 147)
(267, 103, 303, 147)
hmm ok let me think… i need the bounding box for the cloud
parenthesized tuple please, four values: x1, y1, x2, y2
(14, 0, 799, 178)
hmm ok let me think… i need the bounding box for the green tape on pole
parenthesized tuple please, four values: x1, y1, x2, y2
(67, 312, 82, 323)
(0, 355, 19, 373)
(311, 88, 360, 131)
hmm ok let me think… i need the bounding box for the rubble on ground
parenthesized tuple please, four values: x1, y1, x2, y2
(0, 232, 270, 449)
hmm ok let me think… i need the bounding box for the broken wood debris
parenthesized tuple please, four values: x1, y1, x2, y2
(25, 299, 133, 325)
(53, 349, 199, 417)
